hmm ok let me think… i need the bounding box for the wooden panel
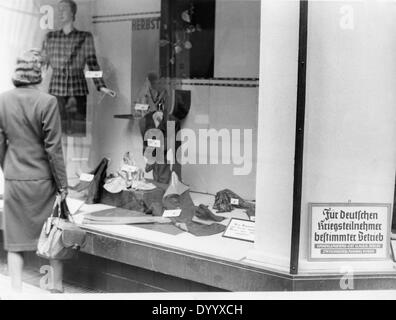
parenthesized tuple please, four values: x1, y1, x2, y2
(81, 230, 292, 291)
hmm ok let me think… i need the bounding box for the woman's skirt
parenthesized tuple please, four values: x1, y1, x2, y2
(2, 179, 57, 252)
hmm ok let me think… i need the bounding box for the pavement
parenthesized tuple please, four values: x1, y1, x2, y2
(0, 262, 100, 299)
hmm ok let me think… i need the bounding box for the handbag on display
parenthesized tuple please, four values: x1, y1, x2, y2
(37, 195, 87, 261)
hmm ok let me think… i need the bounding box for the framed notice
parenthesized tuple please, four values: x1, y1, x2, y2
(223, 218, 255, 243)
(309, 203, 392, 261)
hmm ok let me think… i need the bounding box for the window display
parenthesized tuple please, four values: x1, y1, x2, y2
(2, 0, 396, 296)
(31, 0, 259, 254)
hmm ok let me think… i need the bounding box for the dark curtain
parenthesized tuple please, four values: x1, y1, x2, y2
(160, 0, 215, 79)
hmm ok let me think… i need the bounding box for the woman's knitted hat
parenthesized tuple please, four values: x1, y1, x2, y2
(12, 49, 43, 87)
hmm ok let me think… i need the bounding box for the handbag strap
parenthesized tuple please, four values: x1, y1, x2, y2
(50, 195, 62, 219)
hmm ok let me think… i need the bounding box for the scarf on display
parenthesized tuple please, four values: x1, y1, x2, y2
(213, 189, 256, 219)
(145, 174, 227, 237)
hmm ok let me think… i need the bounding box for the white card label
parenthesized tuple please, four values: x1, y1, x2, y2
(148, 139, 161, 148)
(231, 198, 240, 206)
(135, 103, 150, 111)
(80, 173, 94, 182)
(85, 71, 103, 78)
(163, 209, 182, 218)
(223, 219, 255, 243)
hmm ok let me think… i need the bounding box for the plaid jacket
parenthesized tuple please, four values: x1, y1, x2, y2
(42, 29, 106, 97)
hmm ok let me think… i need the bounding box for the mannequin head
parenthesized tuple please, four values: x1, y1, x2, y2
(147, 72, 160, 91)
(58, 0, 77, 25)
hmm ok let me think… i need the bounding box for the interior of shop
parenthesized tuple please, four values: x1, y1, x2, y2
(0, 0, 261, 267)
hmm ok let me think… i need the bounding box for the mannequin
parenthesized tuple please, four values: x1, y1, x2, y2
(42, 0, 116, 181)
(139, 73, 181, 184)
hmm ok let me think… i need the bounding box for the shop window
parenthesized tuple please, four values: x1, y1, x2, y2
(393, 178, 396, 233)
(0, 0, 260, 266)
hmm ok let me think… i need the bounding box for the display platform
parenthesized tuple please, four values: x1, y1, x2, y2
(71, 192, 254, 263)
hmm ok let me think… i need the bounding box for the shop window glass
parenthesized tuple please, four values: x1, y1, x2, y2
(0, 0, 260, 263)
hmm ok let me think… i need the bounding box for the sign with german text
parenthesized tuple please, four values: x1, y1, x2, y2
(309, 203, 391, 261)
(223, 219, 255, 243)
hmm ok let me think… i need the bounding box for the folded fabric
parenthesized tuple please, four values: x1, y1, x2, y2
(104, 176, 127, 194)
(195, 204, 225, 222)
(163, 194, 182, 211)
(163, 191, 227, 236)
(146, 202, 164, 217)
(82, 208, 171, 225)
(174, 222, 227, 237)
(132, 180, 157, 191)
(100, 189, 148, 212)
(83, 216, 171, 225)
(213, 189, 256, 218)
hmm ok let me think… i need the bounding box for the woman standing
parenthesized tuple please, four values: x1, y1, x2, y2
(0, 50, 68, 293)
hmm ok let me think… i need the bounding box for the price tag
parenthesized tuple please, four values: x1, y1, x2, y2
(80, 173, 94, 182)
(148, 139, 161, 148)
(231, 198, 240, 206)
(135, 103, 149, 111)
(163, 209, 182, 218)
(85, 71, 103, 78)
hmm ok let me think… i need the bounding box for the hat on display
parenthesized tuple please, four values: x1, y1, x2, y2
(12, 49, 43, 87)
(163, 172, 189, 198)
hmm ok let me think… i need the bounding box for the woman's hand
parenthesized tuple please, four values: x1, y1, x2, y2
(59, 188, 68, 202)
(100, 87, 117, 98)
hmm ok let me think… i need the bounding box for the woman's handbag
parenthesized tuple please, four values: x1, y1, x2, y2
(37, 195, 87, 260)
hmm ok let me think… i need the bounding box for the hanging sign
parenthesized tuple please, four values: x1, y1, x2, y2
(309, 203, 391, 261)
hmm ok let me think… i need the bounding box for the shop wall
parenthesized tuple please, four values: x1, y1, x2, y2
(91, 0, 260, 200)
(89, 0, 161, 176)
(299, 1, 396, 268)
(214, 0, 260, 78)
(180, 0, 259, 199)
(248, 0, 299, 271)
